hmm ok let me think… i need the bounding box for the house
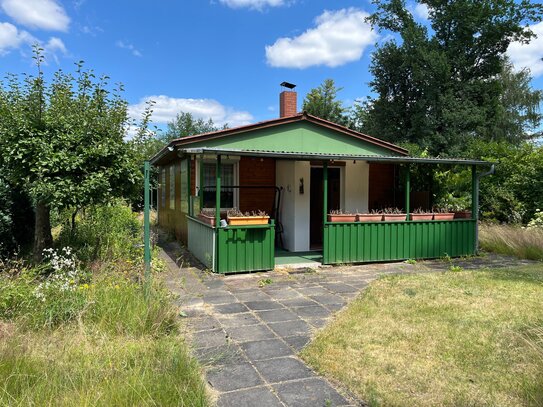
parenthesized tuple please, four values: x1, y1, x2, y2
(150, 84, 491, 274)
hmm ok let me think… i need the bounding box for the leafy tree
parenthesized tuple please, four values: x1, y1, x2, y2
(0, 47, 141, 261)
(163, 112, 223, 142)
(302, 79, 349, 126)
(361, 0, 543, 155)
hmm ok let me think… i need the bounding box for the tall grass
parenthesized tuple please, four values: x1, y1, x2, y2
(480, 223, 543, 260)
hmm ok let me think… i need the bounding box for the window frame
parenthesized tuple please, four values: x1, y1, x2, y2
(197, 157, 239, 209)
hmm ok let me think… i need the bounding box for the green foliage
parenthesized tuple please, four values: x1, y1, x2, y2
(0, 178, 14, 255)
(362, 0, 543, 156)
(57, 203, 140, 263)
(527, 209, 543, 228)
(163, 111, 224, 142)
(302, 79, 349, 126)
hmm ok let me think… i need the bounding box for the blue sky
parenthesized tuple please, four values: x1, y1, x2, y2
(1, 0, 542, 133)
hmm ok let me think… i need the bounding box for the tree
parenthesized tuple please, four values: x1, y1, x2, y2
(302, 79, 349, 126)
(362, 0, 543, 156)
(0, 47, 141, 261)
(163, 112, 223, 142)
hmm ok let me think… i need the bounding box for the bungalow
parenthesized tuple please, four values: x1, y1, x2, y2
(150, 84, 492, 274)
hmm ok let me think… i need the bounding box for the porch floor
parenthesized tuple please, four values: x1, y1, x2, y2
(275, 249, 323, 268)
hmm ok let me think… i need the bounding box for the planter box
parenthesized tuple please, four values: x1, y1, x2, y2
(227, 216, 270, 226)
(383, 214, 407, 222)
(433, 213, 455, 221)
(410, 213, 434, 221)
(357, 214, 383, 222)
(454, 211, 472, 219)
(328, 214, 357, 223)
(198, 213, 216, 226)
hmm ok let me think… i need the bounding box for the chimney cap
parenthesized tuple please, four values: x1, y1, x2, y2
(280, 81, 296, 90)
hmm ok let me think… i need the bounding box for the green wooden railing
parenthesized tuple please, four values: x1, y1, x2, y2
(187, 217, 215, 270)
(216, 222, 275, 274)
(323, 219, 476, 264)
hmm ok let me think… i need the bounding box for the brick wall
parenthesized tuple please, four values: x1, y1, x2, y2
(280, 91, 297, 117)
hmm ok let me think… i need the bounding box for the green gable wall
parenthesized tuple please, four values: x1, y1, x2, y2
(184, 121, 397, 156)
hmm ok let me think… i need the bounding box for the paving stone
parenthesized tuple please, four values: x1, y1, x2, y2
(214, 302, 250, 314)
(226, 324, 277, 342)
(207, 362, 263, 392)
(203, 291, 238, 305)
(325, 303, 347, 312)
(194, 344, 245, 366)
(291, 305, 331, 319)
(256, 308, 299, 323)
(320, 282, 359, 294)
(274, 378, 349, 407)
(283, 335, 311, 351)
(243, 300, 284, 311)
(217, 312, 260, 328)
(240, 338, 293, 361)
(295, 286, 331, 296)
(205, 279, 225, 290)
(187, 316, 221, 332)
(268, 319, 311, 338)
(308, 293, 346, 306)
(217, 386, 283, 407)
(192, 328, 229, 349)
(279, 297, 319, 308)
(233, 290, 271, 302)
(306, 318, 328, 329)
(254, 357, 314, 383)
(264, 287, 304, 300)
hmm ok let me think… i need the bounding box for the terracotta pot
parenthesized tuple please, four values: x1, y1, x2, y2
(357, 214, 383, 222)
(383, 214, 406, 222)
(327, 214, 357, 223)
(433, 213, 455, 221)
(454, 211, 472, 219)
(227, 216, 270, 226)
(410, 213, 433, 221)
(198, 213, 216, 226)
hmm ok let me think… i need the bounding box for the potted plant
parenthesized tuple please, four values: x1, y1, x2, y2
(198, 208, 218, 226)
(327, 209, 357, 223)
(410, 207, 433, 221)
(383, 207, 407, 222)
(227, 209, 270, 226)
(357, 209, 383, 222)
(433, 207, 455, 220)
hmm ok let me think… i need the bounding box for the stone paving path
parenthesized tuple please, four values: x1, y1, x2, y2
(158, 240, 536, 407)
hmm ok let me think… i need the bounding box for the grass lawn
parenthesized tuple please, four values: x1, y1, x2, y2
(302, 264, 543, 407)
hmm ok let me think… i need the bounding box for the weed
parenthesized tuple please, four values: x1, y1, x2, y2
(258, 278, 273, 288)
(405, 259, 417, 265)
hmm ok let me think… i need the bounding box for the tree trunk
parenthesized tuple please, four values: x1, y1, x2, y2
(33, 201, 53, 262)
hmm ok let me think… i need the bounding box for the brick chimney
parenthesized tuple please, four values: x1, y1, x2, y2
(279, 82, 297, 117)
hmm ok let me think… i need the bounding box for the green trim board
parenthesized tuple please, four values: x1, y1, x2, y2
(323, 219, 477, 264)
(275, 250, 322, 266)
(183, 122, 397, 157)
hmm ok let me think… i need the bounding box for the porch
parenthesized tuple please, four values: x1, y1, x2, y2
(182, 149, 488, 274)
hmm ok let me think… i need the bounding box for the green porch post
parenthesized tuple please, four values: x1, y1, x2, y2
(187, 156, 192, 216)
(405, 166, 411, 221)
(215, 155, 221, 227)
(143, 160, 151, 300)
(323, 161, 328, 225)
(471, 164, 478, 221)
(199, 156, 204, 211)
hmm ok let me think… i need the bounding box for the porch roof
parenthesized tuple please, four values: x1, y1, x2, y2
(180, 147, 491, 166)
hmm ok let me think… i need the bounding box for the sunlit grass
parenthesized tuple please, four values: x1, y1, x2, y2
(480, 223, 543, 260)
(302, 265, 543, 407)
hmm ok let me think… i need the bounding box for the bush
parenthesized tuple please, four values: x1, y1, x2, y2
(57, 203, 141, 263)
(480, 223, 543, 261)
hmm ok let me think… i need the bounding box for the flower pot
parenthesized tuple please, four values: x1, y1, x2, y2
(410, 213, 433, 221)
(198, 213, 216, 226)
(357, 214, 383, 222)
(454, 211, 472, 219)
(433, 213, 454, 221)
(327, 214, 357, 223)
(227, 216, 270, 226)
(383, 214, 406, 222)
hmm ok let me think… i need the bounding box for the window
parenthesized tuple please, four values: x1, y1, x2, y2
(161, 168, 166, 208)
(202, 163, 235, 208)
(180, 159, 188, 213)
(169, 165, 175, 209)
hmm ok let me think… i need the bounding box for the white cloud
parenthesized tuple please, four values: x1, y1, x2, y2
(0, 0, 70, 31)
(128, 95, 254, 129)
(410, 2, 429, 21)
(219, 0, 288, 10)
(0, 22, 35, 55)
(507, 21, 543, 77)
(265, 8, 377, 69)
(116, 40, 142, 57)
